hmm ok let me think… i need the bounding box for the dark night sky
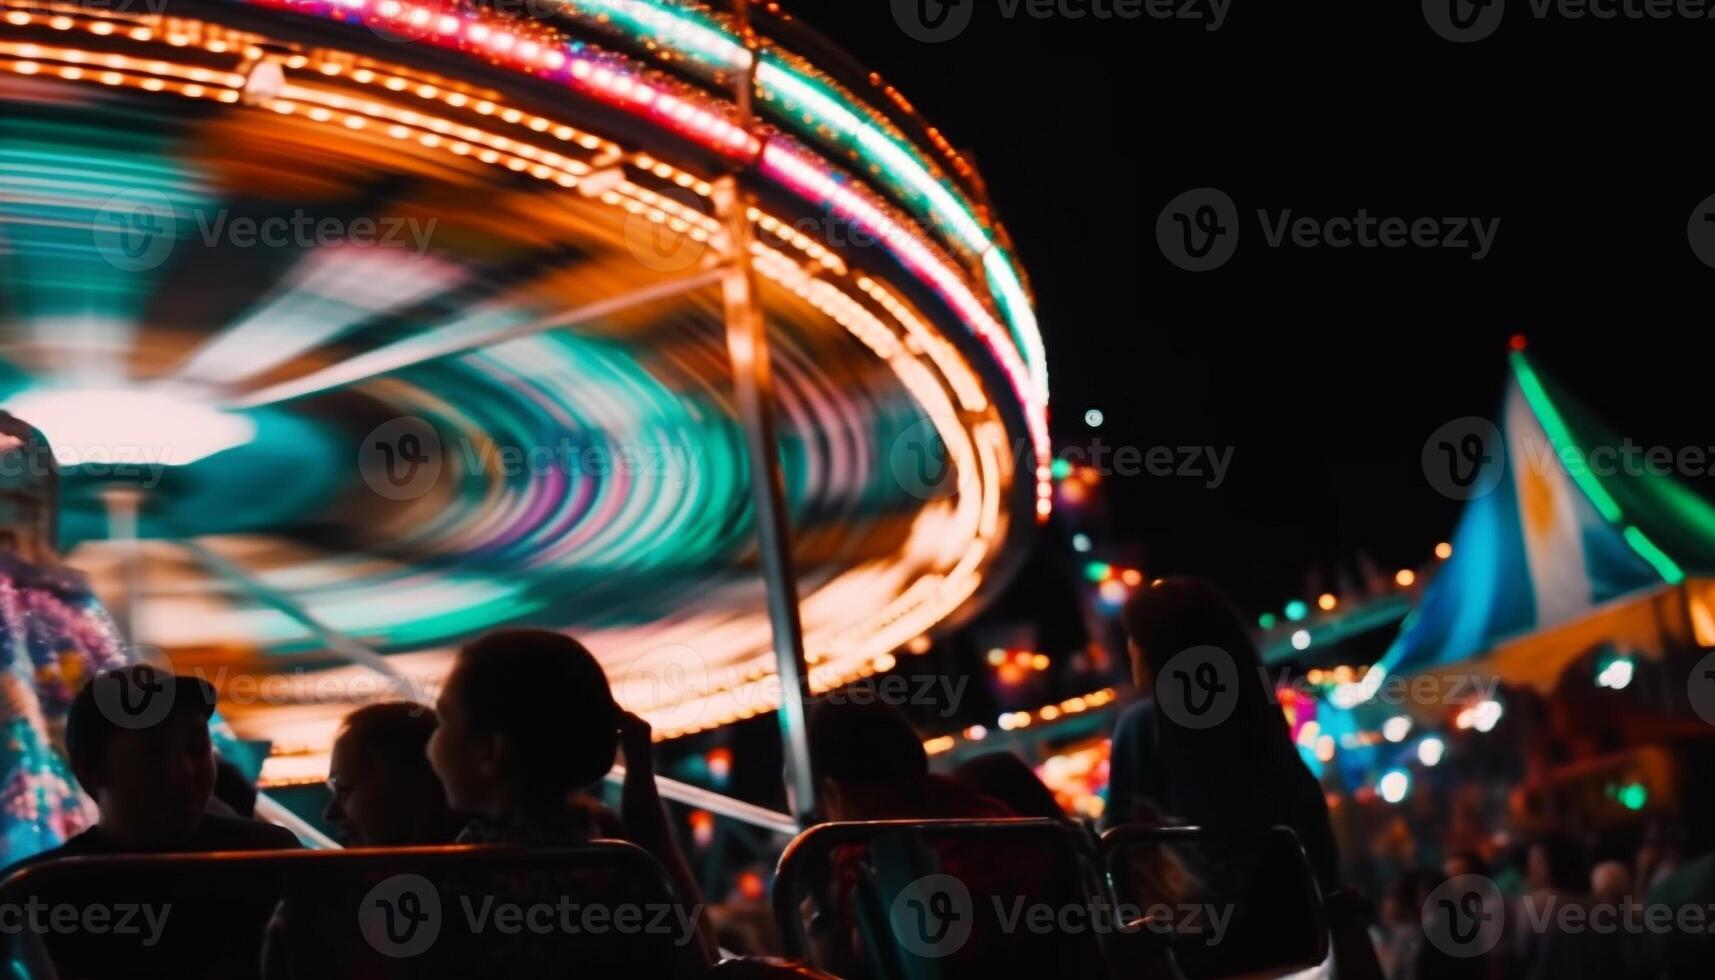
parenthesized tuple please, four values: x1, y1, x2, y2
(782, 0, 1715, 613)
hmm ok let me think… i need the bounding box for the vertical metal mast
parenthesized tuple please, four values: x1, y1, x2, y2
(715, 0, 816, 826)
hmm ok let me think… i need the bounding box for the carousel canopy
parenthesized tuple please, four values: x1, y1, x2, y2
(0, 0, 1048, 784)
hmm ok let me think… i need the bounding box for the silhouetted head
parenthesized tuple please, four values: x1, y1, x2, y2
(1119, 576, 1304, 825)
(1591, 860, 1631, 903)
(65, 665, 218, 845)
(327, 702, 460, 845)
(1121, 576, 1258, 692)
(428, 629, 618, 820)
(807, 699, 926, 821)
(953, 751, 1065, 820)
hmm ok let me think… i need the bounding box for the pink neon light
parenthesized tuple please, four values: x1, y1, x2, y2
(242, 0, 1048, 463)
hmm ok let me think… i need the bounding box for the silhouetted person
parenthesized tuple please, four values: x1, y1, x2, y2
(1371, 872, 1426, 980)
(1106, 576, 1340, 889)
(953, 750, 1067, 820)
(1512, 836, 1637, 980)
(1643, 837, 1715, 980)
(808, 699, 1010, 824)
(19, 665, 299, 861)
(805, 700, 1086, 980)
(426, 629, 713, 975)
(2, 665, 299, 979)
(1106, 578, 1341, 979)
(325, 702, 465, 846)
(265, 703, 466, 979)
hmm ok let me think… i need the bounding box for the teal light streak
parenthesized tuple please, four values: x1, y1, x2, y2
(1512, 351, 1682, 584)
(556, 0, 1047, 395)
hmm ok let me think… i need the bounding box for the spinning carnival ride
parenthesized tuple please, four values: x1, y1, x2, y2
(0, 0, 1048, 837)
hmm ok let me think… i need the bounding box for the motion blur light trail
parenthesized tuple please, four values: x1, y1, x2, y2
(0, 0, 1044, 781)
(7, 387, 258, 465)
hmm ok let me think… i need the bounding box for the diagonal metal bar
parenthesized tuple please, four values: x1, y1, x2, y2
(253, 794, 341, 848)
(228, 267, 726, 408)
(171, 536, 798, 835)
(174, 537, 414, 688)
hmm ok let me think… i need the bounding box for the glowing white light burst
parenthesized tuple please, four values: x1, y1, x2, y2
(6, 387, 257, 467)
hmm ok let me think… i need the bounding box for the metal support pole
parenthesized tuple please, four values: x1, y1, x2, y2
(718, 0, 817, 828)
(100, 486, 144, 653)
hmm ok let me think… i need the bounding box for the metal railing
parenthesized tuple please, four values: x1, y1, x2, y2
(770, 817, 1108, 963)
(0, 841, 692, 980)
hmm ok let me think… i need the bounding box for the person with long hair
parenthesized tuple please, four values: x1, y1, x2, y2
(425, 629, 714, 975)
(323, 702, 467, 845)
(1107, 576, 1340, 890)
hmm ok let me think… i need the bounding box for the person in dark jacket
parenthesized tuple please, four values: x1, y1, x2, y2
(1104, 576, 1340, 890)
(1105, 578, 1343, 979)
(14, 665, 300, 863)
(3, 665, 299, 979)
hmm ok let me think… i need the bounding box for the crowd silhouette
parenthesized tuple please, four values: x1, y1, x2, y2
(0, 579, 1706, 979)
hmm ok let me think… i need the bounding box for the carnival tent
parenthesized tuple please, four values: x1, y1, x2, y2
(1357, 350, 1715, 696)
